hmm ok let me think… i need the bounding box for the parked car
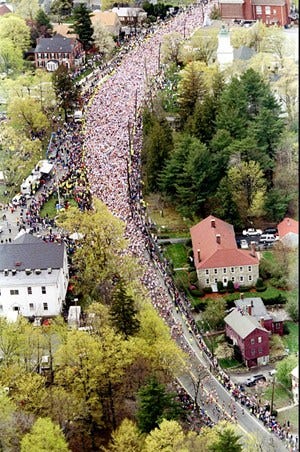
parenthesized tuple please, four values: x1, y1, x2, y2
(245, 374, 266, 387)
(242, 228, 262, 236)
(263, 227, 278, 235)
(259, 233, 278, 244)
(240, 239, 248, 249)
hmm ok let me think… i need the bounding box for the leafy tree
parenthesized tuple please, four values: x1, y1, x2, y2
(92, 22, 115, 61)
(50, 0, 73, 19)
(188, 28, 218, 65)
(210, 425, 242, 451)
(177, 61, 208, 121)
(7, 96, 49, 138)
(21, 417, 70, 452)
(106, 419, 143, 452)
(52, 64, 80, 119)
(161, 32, 184, 66)
(0, 38, 23, 74)
(101, 0, 115, 11)
(70, 4, 94, 51)
(285, 293, 298, 322)
(227, 160, 267, 224)
(202, 298, 226, 331)
(0, 14, 30, 52)
(143, 419, 185, 451)
(136, 377, 183, 433)
(27, 9, 53, 47)
(110, 279, 140, 340)
(275, 354, 298, 389)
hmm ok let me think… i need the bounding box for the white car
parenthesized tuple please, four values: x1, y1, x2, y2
(242, 228, 262, 236)
(240, 239, 248, 249)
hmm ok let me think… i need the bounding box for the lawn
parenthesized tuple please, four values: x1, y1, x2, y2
(277, 406, 299, 434)
(39, 196, 77, 218)
(164, 243, 189, 269)
(283, 321, 299, 354)
(145, 193, 191, 233)
(258, 383, 293, 410)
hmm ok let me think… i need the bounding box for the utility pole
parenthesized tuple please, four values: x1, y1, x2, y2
(270, 374, 276, 414)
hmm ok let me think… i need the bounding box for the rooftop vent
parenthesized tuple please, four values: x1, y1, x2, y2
(47, 268, 52, 274)
(12, 269, 17, 275)
(25, 268, 32, 275)
(35, 269, 41, 275)
(4, 269, 8, 276)
(211, 218, 216, 228)
(216, 234, 221, 244)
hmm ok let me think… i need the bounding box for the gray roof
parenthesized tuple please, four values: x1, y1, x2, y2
(0, 233, 65, 271)
(225, 308, 268, 339)
(35, 34, 74, 53)
(235, 297, 272, 321)
(234, 46, 255, 61)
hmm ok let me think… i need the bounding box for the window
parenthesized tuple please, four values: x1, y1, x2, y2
(43, 303, 48, 311)
(256, 5, 262, 14)
(240, 276, 244, 282)
(251, 349, 256, 356)
(258, 336, 262, 343)
(206, 279, 210, 285)
(258, 347, 263, 354)
(205, 269, 209, 275)
(231, 276, 235, 282)
(27, 287, 32, 295)
(214, 278, 218, 283)
(10, 289, 19, 295)
(214, 268, 218, 274)
(251, 338, 255, 344)
(248, 275, 252, 281)
(13, 306, 20, 311)
(248, 266, 252, 272)
(231, 267, 235, 273)
(41, 286, 46, 294)
(265, 6, 271, 14)
(239, 266, 243, 272)
(276, 323, 281, 329)
(29, 303, 34, 311)
(223, 268, 227, 274)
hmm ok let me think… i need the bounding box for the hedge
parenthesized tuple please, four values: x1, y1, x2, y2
(191, 298, 207, 312)
(261, 293, 287, 305)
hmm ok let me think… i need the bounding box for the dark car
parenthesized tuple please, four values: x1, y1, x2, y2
(245, 374, 266, 387)
(263, 227, 278, 235)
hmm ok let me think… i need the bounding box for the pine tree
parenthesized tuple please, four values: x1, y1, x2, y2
(110, 280, 140, 340)
(70, 4, 94, 51)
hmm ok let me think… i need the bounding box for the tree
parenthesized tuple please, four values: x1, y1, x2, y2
(136, 377, 183, 433)
(227, 160, 267, 224)
(210, 425, 242, 452)
(0, 38, 23, 74)
(52, 64, 80, 119)
(21, 417, 70, 452)
(70, 4, 94, 51)
(188, 28, 218, 64)
(0, 14, 30, 52)
(161, 32, 184, 66)
(15, 0, 40, 20)
(106, 419, 143, 452)
(275, 354, 298, 389)
(202, 298, 226, 332)
(143, 419, 185, 451)
(50, 0, 73, 19)
(92, 22, 115, 61)
(7, 96, 49, 138)
(285, 293, 298, 322)
(27, 9, 53, 47)
(110, 279, 140, 340)
(177, 61, 208, 120)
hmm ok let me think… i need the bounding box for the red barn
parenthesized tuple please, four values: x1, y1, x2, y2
(225, 308, 270, 368)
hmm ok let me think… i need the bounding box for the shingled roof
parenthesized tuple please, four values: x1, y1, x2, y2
(225, 308, 269, 339)
(0, 233, 65, 271)
(35, 34, 75, 53)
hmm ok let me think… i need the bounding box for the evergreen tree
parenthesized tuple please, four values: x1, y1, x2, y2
(110, 280, 140, 340)
(70, 4, 94, 51)
(136, 377, 183, 433)
(210, 426, 242, 452)
(52, 64, 80, 119)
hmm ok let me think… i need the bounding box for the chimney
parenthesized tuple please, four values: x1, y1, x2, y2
(260, 317, 265, 328)
(250, 241, 256, 257)
(216, 234, 221, 244)
(197, 249, 201, 262)
(247, 305, 252, 316)
(211, 218, 216, 228)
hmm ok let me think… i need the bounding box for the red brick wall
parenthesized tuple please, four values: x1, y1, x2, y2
(244, 329, 269, 361)
(221, 3, 244, 19)
(243, 0, 254, 20)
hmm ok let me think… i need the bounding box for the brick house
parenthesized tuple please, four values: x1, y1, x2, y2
(225, 308, 270, 367)
(234, 296, 284, 335)
(34, 34, 85, 72)
(190, 216, 259, 289)
(220, 0, 291, 26)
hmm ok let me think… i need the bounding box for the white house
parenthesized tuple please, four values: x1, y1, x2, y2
(0, 232, 69, 320)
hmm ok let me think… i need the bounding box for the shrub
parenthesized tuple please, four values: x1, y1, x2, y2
(185, 239, 192, 248)
(203, 287, 213, 294)
(219, 288, 226, 294)
(190, 288, 204, 297)
(227, 280, 235, 293)
(238, 285, 251, 292)
(191, 298, 207, 312)
(189, 271, 198, 284)
(261, 293, 287, 306)
(233, 344, 243, 363)
(217, 281, 224, 292)
(283, 323, 289, 335)
(256, 278, 264, 288)
(256, 285, 267, 292)
(224, 293, 240, 304)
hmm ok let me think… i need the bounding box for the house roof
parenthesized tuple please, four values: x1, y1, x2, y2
(235, 297, 272, 321)
(291, 365, 298, 380)
(234, 46, 255, 60)
(52, 23, 77, 39)
(277, 217, 298, 239)
(91, 11, 121, 26)
(35, 34, 76, 53)
(225, 308, 269, 339)
(112, 7, 145, 17)
(0, 233, 65, 270)
(190, 215, 258, 269)
(280, 231, 298, 248)
(252, 0, 285, 4)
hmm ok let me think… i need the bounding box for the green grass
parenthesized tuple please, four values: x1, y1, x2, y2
(277, 406, 299, 434)
(164, 243, 188, 268)
(39, 195, 77, 219)
(218, 357, 242, 369)
(283, 321, 299, 354)
(262, 250, 275, 262)
(262, 383, 293, 409)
